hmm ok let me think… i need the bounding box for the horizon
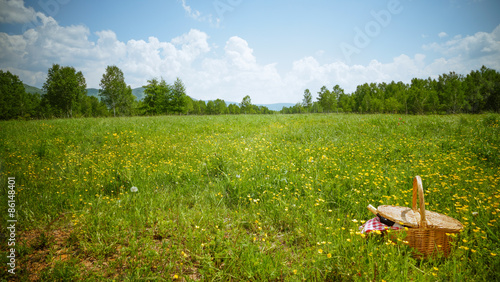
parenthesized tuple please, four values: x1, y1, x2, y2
(22, 83, 296, 110)
(1, 0, 500, 104)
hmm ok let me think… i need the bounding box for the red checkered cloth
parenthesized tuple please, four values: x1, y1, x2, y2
(359, 217, 403, 234)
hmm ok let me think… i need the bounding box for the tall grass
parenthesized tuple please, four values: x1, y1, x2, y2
(1, 114, 499, 280)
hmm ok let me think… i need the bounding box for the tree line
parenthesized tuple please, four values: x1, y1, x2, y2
(283, 66, 500, 114)
(0, 64, 273, 120)
(1, 65, 499, 120)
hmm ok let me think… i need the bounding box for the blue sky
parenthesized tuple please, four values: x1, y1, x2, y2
(1, 0, 499, 104)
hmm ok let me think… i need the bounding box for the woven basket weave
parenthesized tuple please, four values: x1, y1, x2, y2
(377, 176, 463, 258)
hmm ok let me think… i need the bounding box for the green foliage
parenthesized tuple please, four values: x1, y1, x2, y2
(0, 71, 40, 120)
(197, 100, 207, 114)
(228, 103, 241, 114)
(317, 86, 335, 112)
(99, 65, 135, 116)
(171, 77, 187, 114)
(80, 95, 110, 117)
(330, 84, 343, 112)
(4, 65, 500, 120)
(240, 95, 253, 114)
(142, 77, 188, 115)
(142, 78, 169, 115)
(302, 89, 313, 109)
(42, 64, 87, 118)
(437, 72, 466, 114)
(206, 100, 215, 114)
(183, 95, 194, 114)
(283, 66, 500, 115)
(408, 78, 433, 114)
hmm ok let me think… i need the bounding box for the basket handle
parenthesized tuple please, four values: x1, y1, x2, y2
(412, 175, 427, 228)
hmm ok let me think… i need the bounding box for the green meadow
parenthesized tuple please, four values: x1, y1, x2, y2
(1, 114, 499, 281)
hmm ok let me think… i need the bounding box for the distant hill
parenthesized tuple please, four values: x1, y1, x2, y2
(87, 87, 145, 101)
(223, 101, 295, 111)
(132, 87, 145, 101)
(258, 103, 295, 111)
(86, 88, 99, 98)
(23, 84, 44, 95)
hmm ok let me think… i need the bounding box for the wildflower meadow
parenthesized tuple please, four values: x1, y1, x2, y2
(1, 114, 499, 281)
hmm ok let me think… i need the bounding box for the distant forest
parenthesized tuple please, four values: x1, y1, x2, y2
(285, 66, 500, 115)
(1, 64, 499, 120)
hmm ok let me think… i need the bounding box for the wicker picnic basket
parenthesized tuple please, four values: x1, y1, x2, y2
(377, 176, 463, 258)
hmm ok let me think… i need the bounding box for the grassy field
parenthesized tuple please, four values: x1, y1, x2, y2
(1, 114, 499, 281)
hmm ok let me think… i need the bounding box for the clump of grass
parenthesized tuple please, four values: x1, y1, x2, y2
(31, 231, 50, 251)
(40, 261, 79, 281)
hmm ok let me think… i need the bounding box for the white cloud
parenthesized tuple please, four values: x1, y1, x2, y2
(187, 36, 284, 103)
(279, 25, 499, 100)
(1, 0, 499, 104)
(0, 11, 95, 72)
(172, 29, 211, 62)
(423, 24, 500, 70)
(180, 0, 218, 27)
(0, 6, 213, 91)
(224, 36, 257, 70)
(283, 54, 428, 97)
(0, 0, 36, 23)
(181, 0, 200, 20)
(438, 32, 448, 38)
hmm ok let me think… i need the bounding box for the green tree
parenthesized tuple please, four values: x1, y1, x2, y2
(293, 102, 305, 113)
(311, 101, 323, 113)
(371, 97, 384, 113)
(0, 71, 36, 120)
(426, 78, 440, 114)
(120, 86, 137, 116)
(99, 65, 134, 116)
(206, 100, 216, 115)
(142, 78, 170, 115)
(331, 85, 343, 113)
(408, 78, 436, 114)
(361, 94, 372, 113)
(259, 105, 272, 114)
(249, 104, 259, 114)
(464, 69, 485, 113)
(386, 81, 409, 114)
(240, 95, 252, 114)
(184, 96, 194, 115)
(197, 100, 207, 115)
(369, 83, 384, 113)
(171, 77, 187, 114)
(214, 99, 228, 114)
(317, 86, 334, 112)
(482, 66, 500, 112)
(42, 64, 86, 118)
(464, 66, 500, 113)
(437, 72, 465, 114)
(228, 103, 240, 114)
(384, 97, 401, 113)
(337, 93, 352, 113)
(353, 83, 372, 113)
(80, 95, 109, 117)
(25, 92, 41, 119)
(302, 89, 312, 110)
